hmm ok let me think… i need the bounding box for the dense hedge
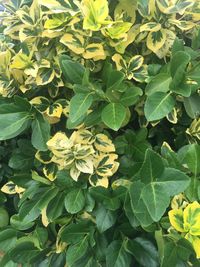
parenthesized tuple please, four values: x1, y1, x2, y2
(0, 0, 200, 266)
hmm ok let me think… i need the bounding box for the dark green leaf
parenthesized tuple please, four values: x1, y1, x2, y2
(31, 111, 50, 151)
(64, 188, 85, 214)
(69, 93, 93, 123)
(144, 92, 175, 121)
(101, 103, 126, 131)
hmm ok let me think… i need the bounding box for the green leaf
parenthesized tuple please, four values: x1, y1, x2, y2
(144, 92, 175, 121)
(161, 242, 178, 267)
(46, 193, 65, 221)
(19, 187, 59, 223)
(66, 236, 89, 266)
(9, 241, 41, 264)
(106, 240, 131, 267)
(101, 103, 126, 131)
(183, 93, 200, 119)
(89, 187, 120, 210)
(106, 70, 125, 91)
(120, 86, 143, 106)
(178, 144, 200, 176)
(0, 103, 31, 140)
(64, 188, 85, 214)
(145, 73, 172, 96)
(61, 221, 92, 244)
(69, 93, 93, 123)
(0, 229, 17, 253)
(60, 55, 85, 84)
(129, 181, 154, 226)
(158, 167, 191, 196)
(126, 237, 159, 267)
(10, 214, 34, 231)
(141, 183, 170, 221)
(31, 111, 50, 151)
(124, 193, 140, 227)
(95, 205, 117, 233)
(0, 207, 9, 228)
(140, 149, 165, 184)
(170, 51, 191, 91)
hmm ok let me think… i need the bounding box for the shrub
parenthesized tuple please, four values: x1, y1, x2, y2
(0, 0, 200, 266)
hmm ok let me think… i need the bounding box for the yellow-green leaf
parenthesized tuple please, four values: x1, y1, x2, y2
(102, 22, 132, 39)
(147, 29, 166, 53)
(83, 43, 106, 60)
(185, 234, 200, 259)
(60, 33, 84, 54)
(94, 134, 115, 153)
(75, 157, 94, 174)
(36, 68, 55, 85)
(114, 0, 137, 23)
(82, 0, 109, 31)
(168, 209, 185, 233)
(10, 52, 32, 70)
(140, 22, 161, 32)
(183, 202, 200, 236)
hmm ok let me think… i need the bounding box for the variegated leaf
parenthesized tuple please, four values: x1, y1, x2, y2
(83, 43, 106, 60)
(140, 22, 161, 32)
(168, 208, 185, 232)
(60, 33, 84, 54)
(94, 134, 115, 153)
(82, 0, 109, 31)
(36, 68, 55, 85)
(75, 156, 94, 174)
(183, 202, 200, 236)
(147, 29, 166, 53)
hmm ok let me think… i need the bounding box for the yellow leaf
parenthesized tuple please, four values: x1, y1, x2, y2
(30, 96, 49, 106)
(1, 182, 16, 194)
(96, 176, 109, 188)
(94, 153, 118, 177)
(147, 29, 166, 53)
(36, 68, 55, 85)
(35, 150, 52, 164)
(60, 33, 85, 54)
(10, 52, 32, 70)
(140, 22, 161, 32)
(15, 185, 25, 195)
(128, 55, 144, 71)
(155, 29, 176, 59)
(185, 234, 200, 259)
(47, 132, 73, 150)
(0, 50, 11, 75)
(43, 164, 57, 181)
(94, 134, 115, 152)
(38, 0, 70, 10)
(72, 129, 94, 145)
(115, 25, 139, 54)
(42, 29, 63, 39)
(46, 103, 63, 118)
(111, 179, 132, 189)
(112, 54, 127, 71)
(75, 156, 94, 174)
(30, 0, 41, 24)
(102, 22, 132, 39)
(70, 165, 81, 181)
(82, 0, 109, 31)
(41, 208, 50, 227)
(73, 144, 95, 159)
(83, 43, 106, 60)
(114, 0, 137, 23)
(183, 202, 200, 236)
(169, 19, 195, 31)
(168, 209, 186, 233)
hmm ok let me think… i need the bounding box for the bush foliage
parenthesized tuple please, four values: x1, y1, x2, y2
(0, 0, 200, 266)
